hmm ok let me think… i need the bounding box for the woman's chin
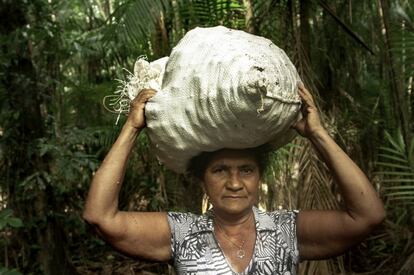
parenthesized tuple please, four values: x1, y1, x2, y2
(215, 201, 252, 216)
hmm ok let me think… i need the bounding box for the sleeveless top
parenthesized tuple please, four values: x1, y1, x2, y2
(167, 207, 299, 274)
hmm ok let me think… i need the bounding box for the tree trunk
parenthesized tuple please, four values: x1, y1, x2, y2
(378, 0, 412, 146)
(152, 10, 170, 58)
(243, 0, 256, 34)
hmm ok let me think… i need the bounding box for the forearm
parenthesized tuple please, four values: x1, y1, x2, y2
(83, 122, 140, 223)
(309, 129, 385, 224)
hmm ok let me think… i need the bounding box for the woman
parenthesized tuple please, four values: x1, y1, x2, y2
(83, 84, 385, 274)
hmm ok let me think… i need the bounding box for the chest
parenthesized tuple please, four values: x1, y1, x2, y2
(173, 230, 297, 274)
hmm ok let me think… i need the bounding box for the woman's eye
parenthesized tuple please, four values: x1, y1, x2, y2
(213, 167, 225, 173)
(240, 167, 255, 175)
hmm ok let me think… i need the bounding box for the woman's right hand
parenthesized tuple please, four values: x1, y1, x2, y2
(125, 89, 157, 130)
(293, 84, 325, 138)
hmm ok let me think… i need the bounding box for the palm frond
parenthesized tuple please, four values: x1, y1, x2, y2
(112, 0, 169, 44)
(390, 3, 414, 80)
(292, 137, 345, 274)
(376, 129, 414, 203)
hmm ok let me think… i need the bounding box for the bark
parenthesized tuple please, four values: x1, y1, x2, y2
(378, 0, 412, 146)
(243, 0, 256, 34)
(300, 0, 311, 64)
(152, 10, 170, 58)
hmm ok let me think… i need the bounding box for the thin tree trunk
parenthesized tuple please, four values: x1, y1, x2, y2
(300, 0, 311, 64)
(378, 0, 412, 146)
(153, 10, 169, 58)
(243, 0, 255, 34)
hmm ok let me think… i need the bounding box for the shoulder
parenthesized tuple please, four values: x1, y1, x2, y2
(167, 211, 212, 238)
(255, 207, 299, 227)
(270, 209, 299, 224)
(167, 211, 212, 259)
(167, 212, 199, 224)
(167, 212, 199, 234)
(254, 208, 299, 248)
(253, 208, 300, 271)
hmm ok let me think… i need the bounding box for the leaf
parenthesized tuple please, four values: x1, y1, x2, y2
(378, 153, 408, 163)
(385, 186, 414, 190)
(7, 218, 23, 228)
(317, 0, 375, 55)
(0, 209, 12, 219)
(376, 162, 412, 170)
(381, 178, 414, 183)
(377, 129, 414, 204)
(0, 219, 7, 230)
(0, 268, 23, 275)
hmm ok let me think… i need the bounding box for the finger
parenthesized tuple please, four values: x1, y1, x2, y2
(298, 86, 316, 107)
(138, 89, 157, 98)
(291, 119, 305, 133)
(140, 88, 157, 95)
(141, 91, 156, 102)
(134, 89, 157, 103)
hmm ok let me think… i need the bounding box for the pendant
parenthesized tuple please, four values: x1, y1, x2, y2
(236, 249, 246, 259)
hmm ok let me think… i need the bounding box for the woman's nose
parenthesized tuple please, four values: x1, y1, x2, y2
(225, 173, 243, 190)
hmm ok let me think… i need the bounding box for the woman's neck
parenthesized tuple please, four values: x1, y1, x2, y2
(213, 208, 254, 232)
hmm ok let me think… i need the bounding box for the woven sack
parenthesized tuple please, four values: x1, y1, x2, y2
(121, 26, 302, 173)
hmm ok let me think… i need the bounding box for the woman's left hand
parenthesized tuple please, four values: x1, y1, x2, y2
(293, 83, 325, 138)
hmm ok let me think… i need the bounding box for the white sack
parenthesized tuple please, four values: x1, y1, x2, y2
(140, 26, 302, 173)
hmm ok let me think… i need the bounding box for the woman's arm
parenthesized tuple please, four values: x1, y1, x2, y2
(82, 89, 171, 261)
(294, 84, 385, 260)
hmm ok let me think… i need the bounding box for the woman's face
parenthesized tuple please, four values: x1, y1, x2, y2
(202, 149, 260, 217)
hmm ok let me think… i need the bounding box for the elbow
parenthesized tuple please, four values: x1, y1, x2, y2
(82, 211, 94, 225)
(82, 208, 101, 226)
(351, 202, 386, 234)
(370, 205, 386, 227)
(364, 203, 386, 230)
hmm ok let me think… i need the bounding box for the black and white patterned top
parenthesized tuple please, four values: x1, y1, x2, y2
(167, 206, 299, 275)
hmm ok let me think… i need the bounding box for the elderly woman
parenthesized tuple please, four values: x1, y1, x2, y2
(83, 84, 385, 274)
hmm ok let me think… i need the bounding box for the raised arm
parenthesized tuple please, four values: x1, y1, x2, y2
(293, 84, 385, 260)
(82, 89, 171, 261)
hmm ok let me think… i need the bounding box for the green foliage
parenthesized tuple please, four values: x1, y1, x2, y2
(0, 209, 23, 230)
(0, 266, 22, 275)
(390, 2, 414, 80)
(111, 0, 170, 44)
(377, 130, 414, 203)
(1, 0, 413, 274)
(176, 0, 245, 29)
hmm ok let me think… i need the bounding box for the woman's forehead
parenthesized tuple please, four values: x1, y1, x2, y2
(207, 149, 259, 165)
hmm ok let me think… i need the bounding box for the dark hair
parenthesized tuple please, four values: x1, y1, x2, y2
(186, 144, 271, 181)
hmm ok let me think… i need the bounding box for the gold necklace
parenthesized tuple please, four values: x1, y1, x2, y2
(214, 214, 253, 259)
(215, 221, 247, 259)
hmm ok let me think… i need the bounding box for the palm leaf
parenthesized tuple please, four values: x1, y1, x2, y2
(389, 3, 414, 79)
(376, 129, 414, 203)
(112, 0, 169, 44)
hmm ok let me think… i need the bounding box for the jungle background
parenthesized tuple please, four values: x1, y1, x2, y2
(1, 0, 413, 274)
